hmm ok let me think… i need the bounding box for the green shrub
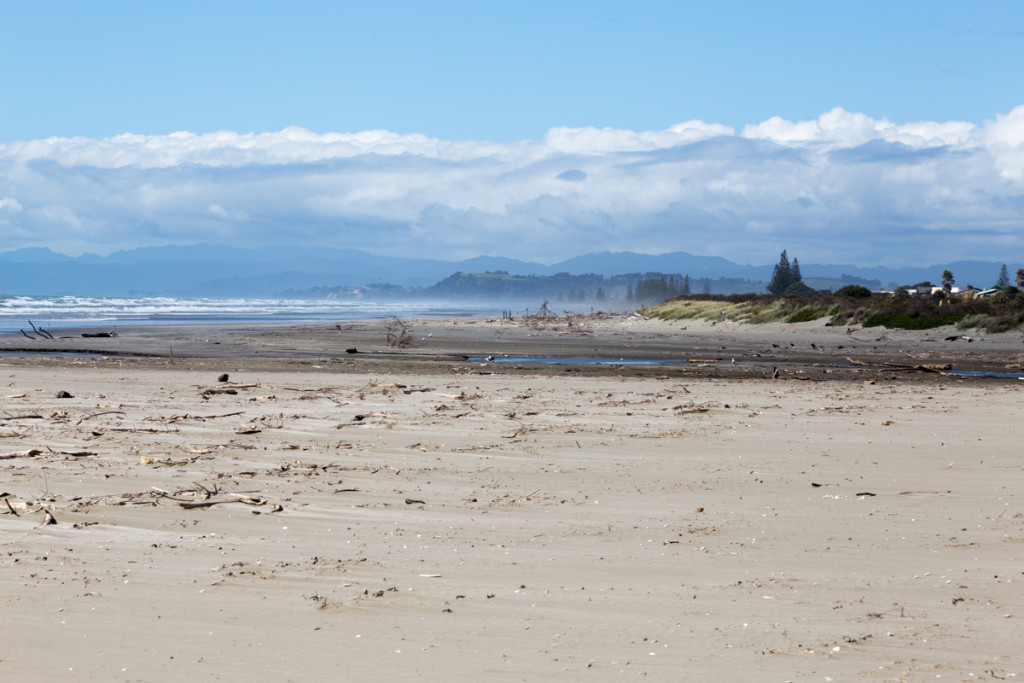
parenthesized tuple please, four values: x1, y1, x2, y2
(786, 306, 825, 323)
(863, 312, 961, 330)
(956, 314, 989, 330)
(783, 281, 817, 297)
(835, 284, 872, 298)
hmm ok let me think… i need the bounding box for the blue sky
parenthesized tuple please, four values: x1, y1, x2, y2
(1, 1, 1023, 266)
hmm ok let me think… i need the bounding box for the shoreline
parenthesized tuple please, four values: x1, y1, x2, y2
(1, 313, 1022, 379)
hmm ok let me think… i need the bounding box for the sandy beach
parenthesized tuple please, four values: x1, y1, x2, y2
(1, 315, 1023, 681)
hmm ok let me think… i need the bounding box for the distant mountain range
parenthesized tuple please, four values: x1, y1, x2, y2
(0, 244, 1017, 298)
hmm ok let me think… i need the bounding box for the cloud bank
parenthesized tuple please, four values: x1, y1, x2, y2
(1, 107, 1023, 266)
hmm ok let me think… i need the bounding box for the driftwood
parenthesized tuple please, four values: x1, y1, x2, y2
(673, 402, 715, 414)
(383, 317, 415, 348)
(158, 411, 246, 423)
(81, 331, 118, 338)
(75, 410, 127, 425)
(28, 320, 53, 339)
(0, 448, 97, 460)
(847, 358, 951, 374)
(201, 388, 237, 398)
(177, 495, 279, 511)
(139, 455, 200, 467)
(200, 383, 260, 399)
(4, 497, 21, 516)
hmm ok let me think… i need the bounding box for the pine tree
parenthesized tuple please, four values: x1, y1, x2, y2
(681, 275, 691, 296)
(996, 263, 1010, 288)
(702, 278, 712, 295)
(767, 250, 793, 295)
(767, 250, 805, 295)
(1017, 268, 1024, 289)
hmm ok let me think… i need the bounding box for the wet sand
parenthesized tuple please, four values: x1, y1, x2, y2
(1, 316, 1022, 680)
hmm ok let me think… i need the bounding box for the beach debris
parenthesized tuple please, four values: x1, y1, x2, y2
(41, 508, 57, 525)
(672, 401, 717, 414)
(201, 383, 260, 399)
(54, 390, 73, 398)
(2, 496, 21, 516)
(76, 410, 126, 425)
(383, 317, 415, 348)
(1, 448, 97, 460)
(177, 495, 278, 510)
(28, 320, 53, 339)
(19, 320, 54, 340)
(405, 498, 426, 505)
(139, 455, 200, 467)
(847, 358, 951, 374)
(81, 331, 118, 338)
(0, 413, 44, 422)
(218, 373, 230, 382)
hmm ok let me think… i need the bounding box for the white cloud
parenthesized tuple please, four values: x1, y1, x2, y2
(974, 104, 1024, 180)
(0, 197, 23, 211)
(0, 107, 1023, 265)
(544, 120, 733, 154)
(207, 204, 249, 221)
(741, 107, 977, 149)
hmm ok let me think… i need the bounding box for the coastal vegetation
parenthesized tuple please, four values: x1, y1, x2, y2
(641, 285, 1024, 333)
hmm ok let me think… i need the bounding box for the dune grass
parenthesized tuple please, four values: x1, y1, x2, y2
(640, 288, 1024, 333)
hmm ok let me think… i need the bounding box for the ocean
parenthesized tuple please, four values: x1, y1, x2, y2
(0, 295, 504, 337)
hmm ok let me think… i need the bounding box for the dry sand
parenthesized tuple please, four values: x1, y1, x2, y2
(1, 315, 1023, 681)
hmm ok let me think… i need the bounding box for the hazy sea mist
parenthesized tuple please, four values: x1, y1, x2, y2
(0, 295, 505, 336)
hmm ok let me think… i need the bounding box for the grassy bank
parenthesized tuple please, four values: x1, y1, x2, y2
(640, 287, 1024, 332)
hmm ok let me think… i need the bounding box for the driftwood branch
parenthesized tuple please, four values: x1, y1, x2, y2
(28, 320, 53, 340)
(200, 383, 260, 399)
(177, 495, 279, 511)
(847, 358, 951, 374)
(75, 410, 127, 425)
(0, 448, 97, 460)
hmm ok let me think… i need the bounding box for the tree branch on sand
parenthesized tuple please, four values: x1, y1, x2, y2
(383, 317, 415, 348)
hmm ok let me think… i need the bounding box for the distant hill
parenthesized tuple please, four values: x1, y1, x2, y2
(0, 244, 1017, 298)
